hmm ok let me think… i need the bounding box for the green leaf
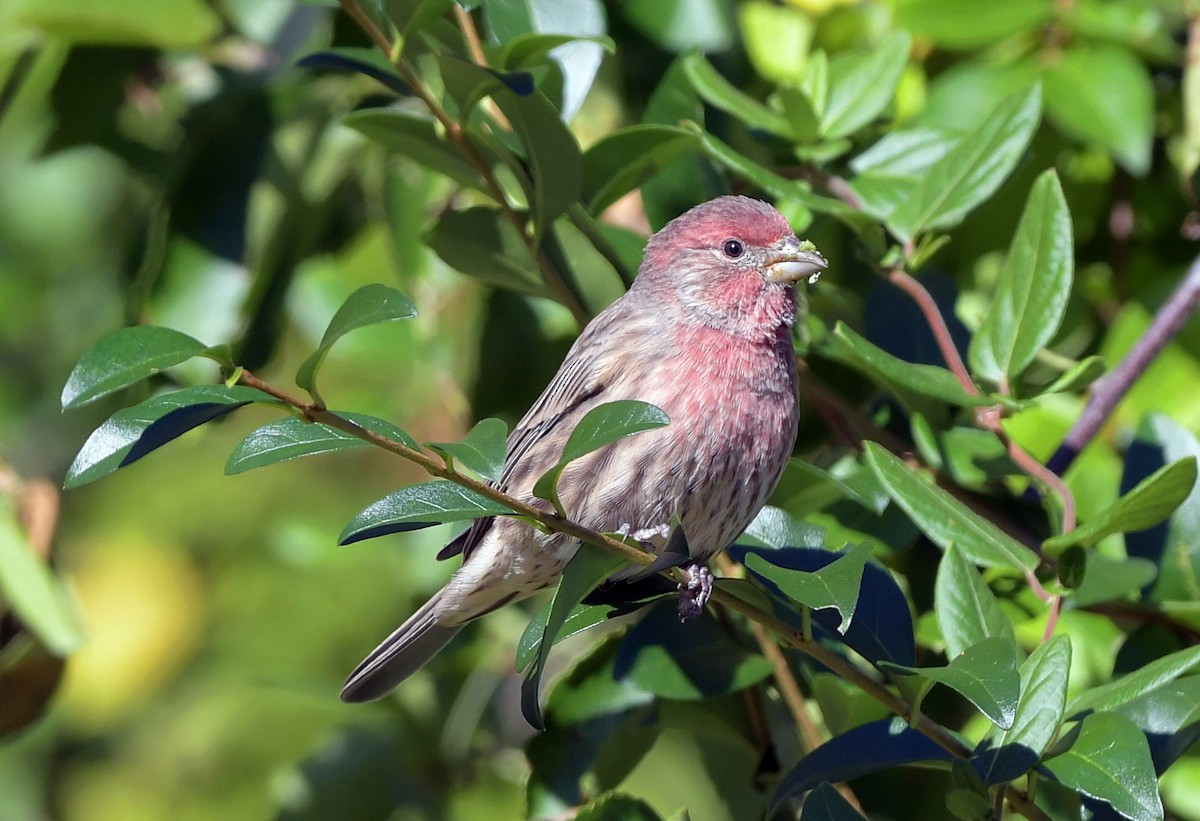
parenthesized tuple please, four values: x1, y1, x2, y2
(863, 442, 1040, 571)
(614, 601, 774, 699)
(974, 634, 1071, 784)
(821, 322, 991, 407)
(64, 385, 269, 489)
(532, 401, 669, 515)
(884, 636, 1020, 729)
(681, 52, 795, 139)
(428, 417, 508, 483)
(61, 326, 209, 409)
(935, 543, 1017, 660)
(743, 544, 871, 633)
(424, 206, 545, 294)
(1069, 553, 1159, 609)
(739, 1, 814, 86)
(516, 600, 615, 673)
(799, 782, 869, 820)
(581, 125, 697, 215)
(338, 480, 515, 545)
(15, 0, 221, 48)
(847, 127, 963, 221)
(295, 284, 417, 400)
(0, 498, 84, 655)
(342, 109, 488, 193)
(1043, 712, 1164, 821)
(821, 32, 911, 139)
(490, 85, 583, 244)
(522, 543, 626, 729)
(499, 33, 616, 70)
(738, 504, 826, 550)
(1039, 355, 1107, 396)
(887, 84, 1042, 241)
(1067, 645, 1200, 717)
(1044, 457, 1198, 553)
(895, 0, 1052, 49)
(573, 792, 663, 821)
(225, 413, 417, 475)
(1043, 44, 1154, 175)
(969, 170, 1074, 384)
(483, 0, 607, 119)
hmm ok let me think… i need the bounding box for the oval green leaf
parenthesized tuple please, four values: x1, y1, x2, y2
(295, 284, 417, 397)
(863, 442, 1040, 571)
(883, 636, 1020, 729)
(969, 169, 1074, 385)
(64, 385, 269, 489)
(61, 326, 209, 409)
(935, 543, 1017, 660)
(225, 413, 417, 475)
(0, 499, 84, 655)
(1044, 712, 1164, 821)
(743, 544, 871, 634)
(428, 417, 508, 484)
(338, 480, 515, 545)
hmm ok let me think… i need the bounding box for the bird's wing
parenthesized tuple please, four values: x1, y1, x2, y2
(437, 313, 625, 562)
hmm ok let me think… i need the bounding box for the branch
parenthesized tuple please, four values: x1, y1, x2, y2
(1045, 249, 1200, 477)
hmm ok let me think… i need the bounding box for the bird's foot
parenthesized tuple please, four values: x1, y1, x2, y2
(678, 564, 713, 622)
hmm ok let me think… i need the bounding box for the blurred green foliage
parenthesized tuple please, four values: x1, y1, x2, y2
(4, 0, 1200, 820)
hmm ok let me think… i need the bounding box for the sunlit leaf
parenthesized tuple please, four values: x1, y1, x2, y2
(62, 326, 209, 409)
(225, 413, 417, 475)
(743, 545, 871, 634)
(821, 32, 911, 139)
(1044, 712, 1164, 821)
(0, 499, 83, 655)
(339, 480, 515, 545)
(935, 543, 1017, 659)
(884, 636, 1020, 729)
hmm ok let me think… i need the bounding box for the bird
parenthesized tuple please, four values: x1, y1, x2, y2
(341, 195, 828, 702)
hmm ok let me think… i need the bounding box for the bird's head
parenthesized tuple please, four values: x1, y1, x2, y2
(636, 196, 827, 337)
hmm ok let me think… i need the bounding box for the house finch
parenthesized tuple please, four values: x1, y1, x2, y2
(341, 195, 827, 702)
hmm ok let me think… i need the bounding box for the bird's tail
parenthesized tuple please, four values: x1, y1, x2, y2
(340, 592, 461, 703)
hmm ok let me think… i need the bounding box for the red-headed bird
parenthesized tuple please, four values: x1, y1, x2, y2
(342, 195, 827, 702)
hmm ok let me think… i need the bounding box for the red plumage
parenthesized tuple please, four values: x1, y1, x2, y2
(342, 195, 827, 702)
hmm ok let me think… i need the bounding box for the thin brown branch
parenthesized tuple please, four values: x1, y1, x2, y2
(886, 267, 977, 395)
(336, 0, 392, 56)
(453, 5, 511, 129)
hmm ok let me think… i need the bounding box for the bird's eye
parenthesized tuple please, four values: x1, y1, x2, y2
(722, 239, 744, 258)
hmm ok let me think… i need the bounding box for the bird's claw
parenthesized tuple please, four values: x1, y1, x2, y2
(678, 564, 713, 622)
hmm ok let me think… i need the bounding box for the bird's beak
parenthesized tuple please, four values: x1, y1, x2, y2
(764, 238, 828, 284)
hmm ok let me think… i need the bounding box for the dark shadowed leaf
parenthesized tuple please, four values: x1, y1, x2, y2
(1067, 646, 1200, 718)
(342, 109, 489, 193)
(428, 417, 507, 483)
(65, 386, 269, 488)
(295, 284, 417, 398)
(969, 170, 1074, 384)
(581, 125, 697, 215)
(1043, 712, 1164, 821)
(533, 401, 669, 513)
(821, 32, 911, 139)
(730, 546, 915, 667)
(612, 600, 773, 699)
(523, 544, 626, 729)
(424, 206, 545, 294)
(864, 442, 1039, 570)
(884, 636, 1020, 729)
(1043, 44, 1154, 175)
(297, 48, 412, 95)
(574, 792, 663, 821)
(338, 481, 515, 545)
(1044, 458, 1198, 554)
(935, 543, 1016, 659)
(0, 499, 84, 655)
(770, 717, 956, 814)
(61, 326, 209, 409)
(225, 413, 417, 475)
(743, 544, 871, 633)
(887, 84, 1041, 241)
(822, 322, 991, 407)
(973, 634, 1071, 784)
(799, 782, 869, 820)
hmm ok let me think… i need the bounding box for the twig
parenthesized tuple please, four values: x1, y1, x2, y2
(1044, 249, 1200, 477)
(886, 267, 977, 395)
